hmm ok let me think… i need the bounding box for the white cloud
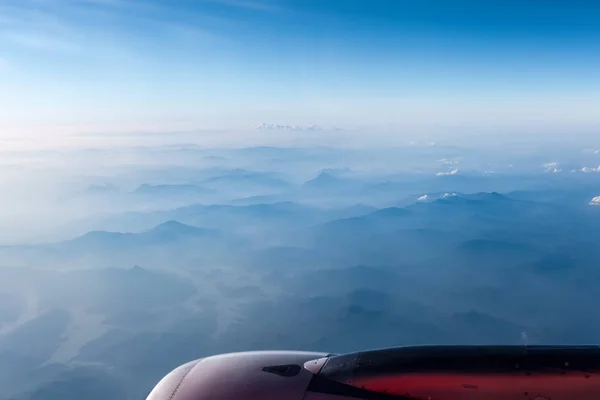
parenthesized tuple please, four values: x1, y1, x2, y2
(256, 123, 323, 131)
(543, 162, 562, 173)
(437, 158, 458, 165)
(581, 166, 600, 173)
(409, 141, 436, 147)
(417, 194, 428, 201)
(590, 196, 600, 206)
(436, 169, 458, 176)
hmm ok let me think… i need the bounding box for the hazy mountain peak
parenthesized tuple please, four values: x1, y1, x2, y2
(130, 265, 147, 274)
(304, 172, 344, 188)
(149, 220, 196, 232)
(145, 220, 217, 238)
(74, 230, 127, 243)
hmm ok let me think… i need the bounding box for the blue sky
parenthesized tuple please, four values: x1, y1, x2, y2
(1, 0, 599, 136)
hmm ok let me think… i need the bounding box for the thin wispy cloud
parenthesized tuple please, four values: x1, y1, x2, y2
(74, 0, 140, 5)
(204, 0, 282, 12)
(436, 169, 459, 177)
(3, 31, 79, 52)
(0, 0, 226, 56)
(0, 1, 84, 52)
(0, 7, 79, 54)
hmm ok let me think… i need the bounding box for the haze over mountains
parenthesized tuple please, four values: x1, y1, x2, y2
(2, 140, 600, 399)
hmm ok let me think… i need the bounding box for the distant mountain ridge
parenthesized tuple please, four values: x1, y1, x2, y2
(65, 221, 218, 249)
(133, 184, 213, 196)
(201, 169, 290, 188)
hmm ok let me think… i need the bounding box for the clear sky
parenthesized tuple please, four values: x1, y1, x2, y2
(1, 0, 599, 136)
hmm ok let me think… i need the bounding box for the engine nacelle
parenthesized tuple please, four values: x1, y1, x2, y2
(147, 345, 600, 400)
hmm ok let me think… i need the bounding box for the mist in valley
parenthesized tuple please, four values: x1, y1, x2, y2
(1, 132, 600, 399)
